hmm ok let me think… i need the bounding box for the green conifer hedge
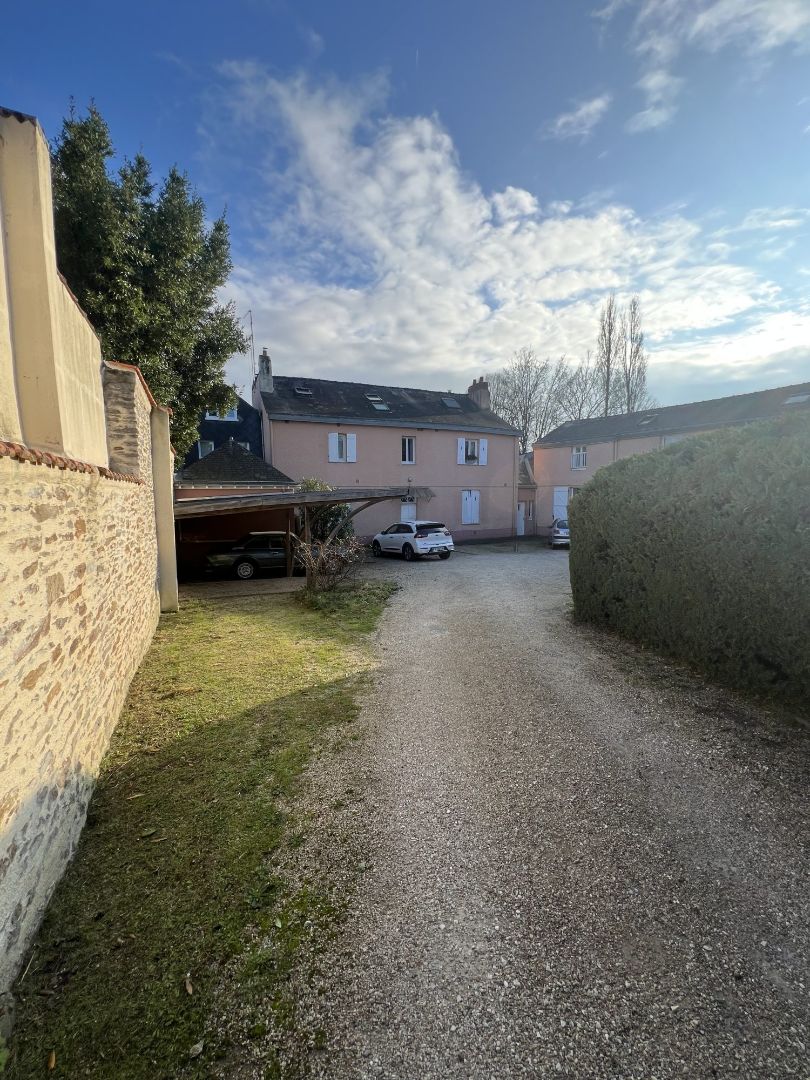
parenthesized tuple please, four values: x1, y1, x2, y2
(568, 411, 810, 706)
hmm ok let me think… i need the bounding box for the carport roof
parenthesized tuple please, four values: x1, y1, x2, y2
(173, 485, 435, 518)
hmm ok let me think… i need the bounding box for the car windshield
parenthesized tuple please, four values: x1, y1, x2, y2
(417, 523, 446, 533)
(556, 520, 569, 530)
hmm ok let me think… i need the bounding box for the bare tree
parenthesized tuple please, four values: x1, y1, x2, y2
(616, 295, 655, 413)
(488, 347, 567, 452)
(596, 292, 622, 417)
(557, 350, 603, 421)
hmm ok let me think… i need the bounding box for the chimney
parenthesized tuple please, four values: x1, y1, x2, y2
(258, 347, 273, 394)
(467, 375, 491, 411)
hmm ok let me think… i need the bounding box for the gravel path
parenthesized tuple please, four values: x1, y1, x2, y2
(295, 546, 810, 1079)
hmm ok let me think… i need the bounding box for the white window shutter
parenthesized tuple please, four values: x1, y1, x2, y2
(328, 432, 339, 462)
(479, 438, 488, 466)
(457, 437, 466, 465)
(472, 489, 480, 523)
(347, 433, 357, 462)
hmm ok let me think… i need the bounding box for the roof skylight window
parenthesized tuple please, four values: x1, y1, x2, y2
(783, 393, 809, 405)
(442, 396, 461, 409)
(372, 402, 390, 411)
(294, 386, 313, 396)
(638, 414, 658, 425)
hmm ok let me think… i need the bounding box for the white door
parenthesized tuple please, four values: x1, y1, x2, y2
(461, 489, 480, 525)
(400, 498, 417, 522)
(552, 486, 569, 521)
(516, 501, 525, 536)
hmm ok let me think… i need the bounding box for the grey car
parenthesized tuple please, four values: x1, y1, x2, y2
(205, 532, 303, 579)
(549, 518, 570, 548)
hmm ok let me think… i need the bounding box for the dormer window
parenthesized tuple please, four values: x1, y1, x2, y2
(205, 407, 238, 421)
(294, 386, 313, 396)
(365, 393, 390, 411)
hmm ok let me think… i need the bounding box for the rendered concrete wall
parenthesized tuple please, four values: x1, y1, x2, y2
(269, 420, 518, 539)
(0, 108, 107, 463)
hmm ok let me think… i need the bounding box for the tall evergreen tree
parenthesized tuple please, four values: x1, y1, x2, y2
(51, 104, 247, 456)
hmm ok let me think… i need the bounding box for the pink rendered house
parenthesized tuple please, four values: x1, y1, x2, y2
(251, 350, 521, 540)
(533, 381, 810, 535)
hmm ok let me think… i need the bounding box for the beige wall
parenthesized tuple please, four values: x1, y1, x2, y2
(532, 434, 664, 529)
(0, 109, 107, 463)
(0, 107, 178, 994)
(269, 420, 518, 538)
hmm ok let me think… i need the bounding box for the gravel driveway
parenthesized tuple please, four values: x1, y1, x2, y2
(293, 546, 809, 1079)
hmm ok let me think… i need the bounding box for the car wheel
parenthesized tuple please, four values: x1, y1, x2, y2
(372, 540, 382, 557)
(438, 552, 451, 560)
(234, 559, 256, 580)
(402, 543, 415, 562)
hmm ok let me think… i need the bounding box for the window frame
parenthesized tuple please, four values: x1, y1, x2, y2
(464, 438, 479, 464)
(571, 446, 588, 470)
(401, 436, 416, 464)
(198, 439, 215, 458)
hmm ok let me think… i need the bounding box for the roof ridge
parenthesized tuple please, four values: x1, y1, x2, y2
(273, 373, 468, 397)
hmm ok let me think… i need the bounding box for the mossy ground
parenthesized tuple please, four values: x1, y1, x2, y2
(8, 582, 395, 1079)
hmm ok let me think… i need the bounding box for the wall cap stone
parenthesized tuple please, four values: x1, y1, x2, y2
(0, 440, 143, 484)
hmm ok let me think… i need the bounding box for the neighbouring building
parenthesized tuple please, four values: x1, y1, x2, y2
(180, 395, 263, 468)
(251, 349, 521, 539)
(0, 106, 177, 994)
(516, 453, 537, 537)
(174, 441, 295, 571)
(533, 381, 810, 530)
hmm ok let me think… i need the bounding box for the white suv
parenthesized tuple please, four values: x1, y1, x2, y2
(371, 521, 454, 561)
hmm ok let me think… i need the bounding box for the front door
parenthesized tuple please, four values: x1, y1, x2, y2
(400, 498, 417, 522)
(552, 486, 569, 521)
(516, 501, 525, 536)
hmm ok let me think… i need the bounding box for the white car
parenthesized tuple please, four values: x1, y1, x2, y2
(371, 520, 454, 561)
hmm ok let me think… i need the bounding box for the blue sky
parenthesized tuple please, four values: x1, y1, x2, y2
(3, 0, 810, 404)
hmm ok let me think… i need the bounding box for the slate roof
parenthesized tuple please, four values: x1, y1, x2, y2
(536, 382, 810, 448)
(260, 376, 518, 434)
(175, 441, 294, 486)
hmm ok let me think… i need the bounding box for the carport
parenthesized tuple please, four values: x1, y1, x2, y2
(174, 486, 435, 576)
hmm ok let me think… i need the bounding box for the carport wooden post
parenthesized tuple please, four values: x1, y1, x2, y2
(303, 505, 312, 588)
(285, 507, 294, 577)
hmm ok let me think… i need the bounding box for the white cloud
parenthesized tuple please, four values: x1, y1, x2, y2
(547, 94, 612, 140)
(625, 67, 684, 131)
(204, 68, 804, 404)
(601, 1, 810, 130)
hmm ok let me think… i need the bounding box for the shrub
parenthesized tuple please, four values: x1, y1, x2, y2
(296, 536, 366, 592)
(568, 411, 810, 707)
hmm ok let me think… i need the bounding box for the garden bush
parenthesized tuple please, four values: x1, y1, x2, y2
(568, 411, 810, 707)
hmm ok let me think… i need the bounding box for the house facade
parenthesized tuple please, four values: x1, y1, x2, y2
(181, 395, 263, 468)
(533, 381, 810, 531)
(252, 350, 520, 539)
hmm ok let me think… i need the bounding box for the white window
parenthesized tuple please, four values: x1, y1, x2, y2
(571, 446, 587, 470)
(400, 496, 417, 522)
(568, 487, 580, 501)
(205, 407, 238, 421)
(461, 489, 480, 525)
(328, 431, 357, 463)
(198, 439, 214, 457)
(401, 436, 415, 464)
(456, 436, 488, 465)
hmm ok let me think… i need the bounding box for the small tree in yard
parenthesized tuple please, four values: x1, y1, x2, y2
(296, 478, 361, 591)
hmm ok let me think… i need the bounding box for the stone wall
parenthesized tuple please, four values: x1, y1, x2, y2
(0, 107, 177, 996)
(0, 374, 161, 990)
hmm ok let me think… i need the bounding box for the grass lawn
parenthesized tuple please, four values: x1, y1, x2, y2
(7, 582, 395, 1079)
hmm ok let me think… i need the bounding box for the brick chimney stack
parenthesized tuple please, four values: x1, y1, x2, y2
(467, 376, 491, 411)
(258, 347, 273, 394)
